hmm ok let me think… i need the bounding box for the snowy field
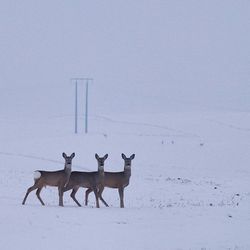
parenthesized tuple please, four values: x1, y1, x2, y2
(1, 1, 250, 249)
(1, 111, 250, 250)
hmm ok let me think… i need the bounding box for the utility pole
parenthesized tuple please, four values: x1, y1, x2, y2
(74, 79, 78, 134)
(85, 79, 89, 134)
(71, 78, 93, 134)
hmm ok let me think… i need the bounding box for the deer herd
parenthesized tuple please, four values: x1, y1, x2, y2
(22, 152, 135, 208)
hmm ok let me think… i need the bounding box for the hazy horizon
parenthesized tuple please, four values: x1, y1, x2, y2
(1, 1, 249, 116)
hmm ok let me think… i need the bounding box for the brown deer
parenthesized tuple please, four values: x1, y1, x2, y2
(85, 153, 135, 208)
(63, 153, 108, 208)
(22, 152, 75, 207)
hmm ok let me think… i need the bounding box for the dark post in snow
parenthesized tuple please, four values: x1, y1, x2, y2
(71, 78, 93, 134)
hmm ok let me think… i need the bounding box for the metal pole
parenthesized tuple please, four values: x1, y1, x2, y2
(75, 80, 78, 134)
(71, 77, 92, 134)
(85, 79, 89, 134)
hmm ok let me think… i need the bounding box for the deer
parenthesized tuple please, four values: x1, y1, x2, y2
(63, 153, 108, 208)
(22, 152, 75, 207)
(85, 153, 135, 208)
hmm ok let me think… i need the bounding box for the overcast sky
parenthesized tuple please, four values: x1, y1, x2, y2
(0, 1, 249, 115)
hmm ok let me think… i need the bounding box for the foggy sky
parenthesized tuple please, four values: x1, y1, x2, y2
(0, 1, 249, 116)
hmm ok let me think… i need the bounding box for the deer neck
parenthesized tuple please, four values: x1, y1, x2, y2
(124, 165, 131, 176)
(98, 166, 104, 176)
(64, 163, 72, 175)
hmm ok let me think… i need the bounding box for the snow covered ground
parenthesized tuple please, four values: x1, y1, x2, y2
(1, 111, 250, 250)
(1, 1, 250, 249)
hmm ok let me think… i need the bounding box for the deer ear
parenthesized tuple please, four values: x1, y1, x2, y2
(71, 152, 75, 158)
(121, 153, 126, 159)
(95, 153, 99, 160)
(62, 152, 66, 158)
(130, 154, 135, 160)
(104, 154, 108, 160)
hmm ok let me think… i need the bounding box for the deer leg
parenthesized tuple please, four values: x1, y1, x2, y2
(58, 187, 64, 207)
(118, 187, 125, 208)
(85, 188, 92, 206)
(36, 187, 45, 206)
(93, 187, 100, 208)
(22, 184, 38, 205)
(63, 185, 72, 193)
(98, 186, 109, 207)
(70, 187, 81, 207)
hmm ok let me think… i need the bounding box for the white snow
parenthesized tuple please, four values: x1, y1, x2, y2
(0, 1, 250, 250)
(1, 112, 250, 250)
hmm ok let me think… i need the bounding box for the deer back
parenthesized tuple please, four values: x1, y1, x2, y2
(34, 170, 69, 187)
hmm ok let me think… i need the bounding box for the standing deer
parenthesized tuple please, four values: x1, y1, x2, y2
(22, 152, 75, 207)
(63, 153, 108, 208)
(85, 153, 135, 208)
